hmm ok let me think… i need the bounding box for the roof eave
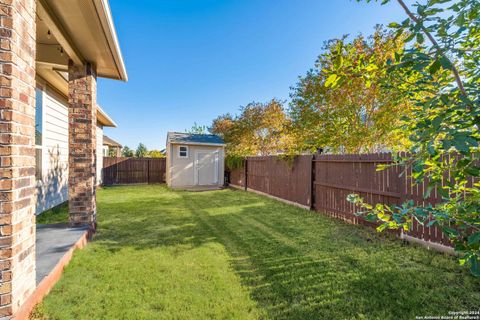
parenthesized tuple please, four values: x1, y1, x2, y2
(93, 0, 128, 81)
(103, 142, 122, 147)
(97, 105, 117, 127)
(169, 141, 226, 147)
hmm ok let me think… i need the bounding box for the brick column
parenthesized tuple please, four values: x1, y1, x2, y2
(68, 61, 97, 228)
(0, 0, 37, 317)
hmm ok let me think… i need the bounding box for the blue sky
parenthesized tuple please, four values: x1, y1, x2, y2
(98, 0, 406, 150)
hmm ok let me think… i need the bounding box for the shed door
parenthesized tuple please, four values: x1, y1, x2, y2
(195, 151, 219, 185)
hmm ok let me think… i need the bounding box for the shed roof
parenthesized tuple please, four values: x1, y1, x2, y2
(167, 132, 225, 145)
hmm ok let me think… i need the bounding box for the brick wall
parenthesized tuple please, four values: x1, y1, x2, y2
(68, 62, 97, 227)
(0, 0, 37, 317)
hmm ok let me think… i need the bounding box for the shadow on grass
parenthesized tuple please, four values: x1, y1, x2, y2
(94, 186, 479, 320)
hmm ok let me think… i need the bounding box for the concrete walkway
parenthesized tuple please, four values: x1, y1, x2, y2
(36, 223, 89, 285)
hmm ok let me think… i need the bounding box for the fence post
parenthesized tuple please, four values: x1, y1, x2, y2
(147, 158, 150, 184)
(115, 159, 119, 184)
(397, 152, 404, 205)
(310, 154, 315, 211)
(396, 152, 406, 240)
(244, 157, 248, 191)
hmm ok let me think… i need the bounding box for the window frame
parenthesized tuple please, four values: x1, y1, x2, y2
(178, 145, 189, 158)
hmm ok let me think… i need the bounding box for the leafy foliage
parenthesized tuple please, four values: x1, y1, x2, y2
(186, 122, 208, 134)
(121, 146, 134, 157)
(122, 144, 163, 158)
(211, 99, 293, 157)
(289, 27, 412, 154)
(224, 155, 245, 171)
(147, 149, 166, 158)
(135, 143, 148, 158)
(107, 147, 117, 158)
(343, 0, 480, 275)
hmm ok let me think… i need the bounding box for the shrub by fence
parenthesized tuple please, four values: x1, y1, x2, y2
(229, 153, 452, 247)
(103, 157, 166, 185)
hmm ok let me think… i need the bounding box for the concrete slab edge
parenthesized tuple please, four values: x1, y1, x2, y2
(14, 228, 91, 320)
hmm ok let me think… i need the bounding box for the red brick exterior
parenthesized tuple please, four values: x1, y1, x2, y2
(0, 0, 37, 317)
(68, 61, 97, 228)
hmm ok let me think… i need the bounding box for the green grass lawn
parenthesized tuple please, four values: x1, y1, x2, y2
(34, 185, 480, 320)
(36, 202, 68, 225)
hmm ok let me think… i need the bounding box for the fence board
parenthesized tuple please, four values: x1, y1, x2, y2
(102, 157, 166, 185)
(313, 153, 401, 229)
(229, 162, 245, 187)
(244, 156, 312, 207)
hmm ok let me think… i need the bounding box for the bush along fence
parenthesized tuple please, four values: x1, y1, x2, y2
(229, 153, 453, 249)
(103, 157, 166, 185)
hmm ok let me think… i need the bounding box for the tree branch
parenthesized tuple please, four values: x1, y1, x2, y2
(396, 0, 470, 105)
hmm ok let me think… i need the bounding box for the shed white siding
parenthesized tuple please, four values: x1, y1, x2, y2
(167, 144, 225, 188)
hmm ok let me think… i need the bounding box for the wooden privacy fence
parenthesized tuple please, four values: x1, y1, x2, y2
(229, 153, 452, 247)
(102, 157, 166, 185)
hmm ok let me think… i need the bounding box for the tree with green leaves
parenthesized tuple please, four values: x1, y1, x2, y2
(135, 143, 148, 158)
(121, 146, 134, 157)
(186, 122, 208, 134)
(147, 150, 166, 158)
(211, 99, 293, 157)
(107, 147, 117, 158)
(339, 0, 479, 275)
(289, 27, 412, 154)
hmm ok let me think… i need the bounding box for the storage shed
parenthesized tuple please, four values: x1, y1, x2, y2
(166, 132, 225, 189)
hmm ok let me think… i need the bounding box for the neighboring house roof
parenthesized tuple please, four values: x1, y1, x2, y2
(103, 135, 122, 148)
(167, 132, 225, 146)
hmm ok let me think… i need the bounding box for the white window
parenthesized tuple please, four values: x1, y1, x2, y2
(178, 146, 188, 158)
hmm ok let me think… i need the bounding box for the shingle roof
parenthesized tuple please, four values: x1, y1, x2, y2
(167, 132, 225, 145)
(103, 135, 122, 147)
